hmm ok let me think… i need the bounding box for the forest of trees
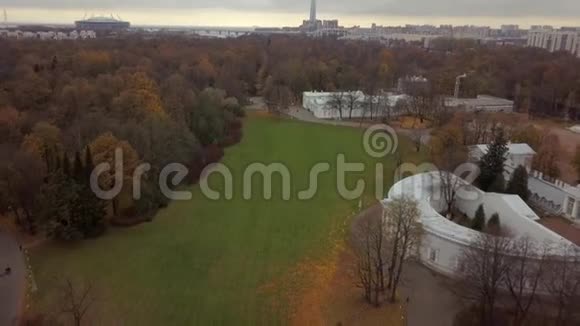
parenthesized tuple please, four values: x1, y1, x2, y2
(1, 35, 580, 241)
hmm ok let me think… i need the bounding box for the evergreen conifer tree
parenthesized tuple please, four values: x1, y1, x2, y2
(472, 204, 486, 231)
(478, 128, 509, 191)
(507, 165, 530, 201)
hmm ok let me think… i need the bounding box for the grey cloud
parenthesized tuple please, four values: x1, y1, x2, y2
(4, 0, 580, 17)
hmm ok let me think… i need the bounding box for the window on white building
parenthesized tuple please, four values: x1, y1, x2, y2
(567, 197, 575, 216)
(428, 248, 439, 263)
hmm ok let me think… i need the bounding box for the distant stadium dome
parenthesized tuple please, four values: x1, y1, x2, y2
(75, 16, 130, 31)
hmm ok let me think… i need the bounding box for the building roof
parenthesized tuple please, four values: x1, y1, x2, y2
(386, 172, 480, 246)
(385, 171, 573, 253)
(445, 95, 514, 108)
(472, 143, 536, 156)
(76, 16, 128, 24)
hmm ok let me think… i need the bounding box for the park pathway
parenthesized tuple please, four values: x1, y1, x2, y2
(0, 231, 26, 325)
(284, 106, 433, 146)
(399, 261, 462, 326)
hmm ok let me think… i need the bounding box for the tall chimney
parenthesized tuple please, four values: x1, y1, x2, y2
(310, 0, 317, 22)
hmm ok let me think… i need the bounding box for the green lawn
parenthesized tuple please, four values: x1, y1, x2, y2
(31, 116, 421, 325)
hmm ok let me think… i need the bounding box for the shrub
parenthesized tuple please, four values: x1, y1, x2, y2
(488, 174, 505, 193)
(487, 213, 501, 234)
(507, 165, 529, 201)
(472, 204, 486, 231)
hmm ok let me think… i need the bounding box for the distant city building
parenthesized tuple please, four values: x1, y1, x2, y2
(452, 25, 491, 39)
(444, 95, 514, 113)
(323, 20, 339, 29)
(0, 29, 96, 40)
(397, 75, 429, 93)
(527, 27, 580, 57)
(340, 23, 527, 45)
(75, 16, 130, 31)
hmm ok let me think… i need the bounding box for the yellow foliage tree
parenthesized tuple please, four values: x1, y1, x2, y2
(21, 122, 63, 171)
(116, 72, 167, 119)
(89, 132, 140, 216)
(75, 50, 112, 76)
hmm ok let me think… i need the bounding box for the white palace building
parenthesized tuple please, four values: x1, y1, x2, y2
(385, 172, 575, 277)
(302, 91, 408, 119)
(302, 90, 514, 120)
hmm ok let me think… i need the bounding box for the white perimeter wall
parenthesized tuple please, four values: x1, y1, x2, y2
(454, 188, 567, 243)
(386, 172, 574, 279)
(419, 231, 464, 277)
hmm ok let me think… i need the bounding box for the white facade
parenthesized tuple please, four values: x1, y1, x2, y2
(469, 143, 536, 176)
(302, 91, 407, 119)
(527, 27, 580, 58)
(385, 172, 574, 277)
(528, 170, 580, 222)
(469, 141, 580, 222)
(445, 95, 514, 113)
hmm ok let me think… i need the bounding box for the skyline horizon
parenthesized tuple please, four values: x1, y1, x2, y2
(2, 7, 580, 29)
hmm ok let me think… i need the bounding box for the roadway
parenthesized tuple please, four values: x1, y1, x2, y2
(0, 231, 26, 325)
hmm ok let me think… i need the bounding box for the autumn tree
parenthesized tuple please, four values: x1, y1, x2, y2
(21, 122, 63, 172)
(455, 233, 511, 326)
(58, 277, 96, 326)
(430, 126, 468, 217)
(73, 50, 112, 77)
(351, 207, 389, 306)
(326, 92, 346, 120)
(89, 132, 140, 217)
(504, 237, 547, 326)
(0, 106, 22, 143)
(511, 125, 542, 151)
(112, 72, 166, 121)
(0, 150, 44, 233)
(160, 73, 197, 126)
(384, 197, 422, 302)
(262, 75, 292, 114)
(344, 91, 362, 120)
(534, 133, 562, 180)
(543, 245, 580, 326)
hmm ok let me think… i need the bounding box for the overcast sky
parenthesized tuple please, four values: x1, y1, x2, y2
(4, 0, 580, 27)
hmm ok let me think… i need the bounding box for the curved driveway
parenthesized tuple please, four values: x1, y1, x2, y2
(0, 232, 26, 325)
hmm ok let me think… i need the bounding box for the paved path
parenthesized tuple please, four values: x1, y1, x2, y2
(399, 261, 462, 326)
(285, 106, 433, 146)
(352, 204, 461, 326)
(0, 232, 26, 325)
